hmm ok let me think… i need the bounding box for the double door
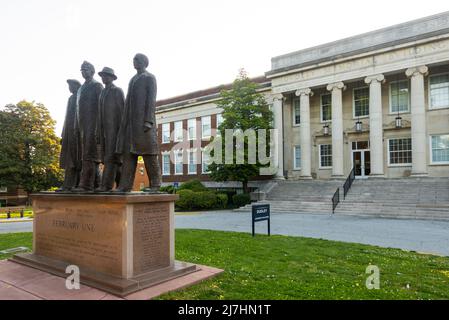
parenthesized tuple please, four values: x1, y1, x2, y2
(351, 141, 370, 179)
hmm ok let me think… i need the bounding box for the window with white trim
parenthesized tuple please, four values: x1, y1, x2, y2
(388, 138, 412, 165)
(174, 150, 183, 175)
(293, 98, 300, 125)
(353, 87, 369, 117)
(202, 150, 210, 173)
(187, 119, 196, 140)
(429, 74, 449, 109)
(320, 93, 332, 122)
(162, 153, 170, 175)
(188, 150, 197, 174)
(431, 134, 449, 163)
(162, 123, 170, 144)
(216, 113, 224, 136)
(201, 116, 211, 139)
(319, 144, 332, 168)
(390, 80, 410, 113)
(293, 146, 301, 170)
(174, 121, 183, 142)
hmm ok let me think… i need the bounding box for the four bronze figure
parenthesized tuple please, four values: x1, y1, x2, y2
(58, 54, 161, 193)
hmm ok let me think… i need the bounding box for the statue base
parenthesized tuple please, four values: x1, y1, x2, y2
(10, 192, 198, 297)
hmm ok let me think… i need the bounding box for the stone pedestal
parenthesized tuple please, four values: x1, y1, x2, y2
(10, 192, 197, 297)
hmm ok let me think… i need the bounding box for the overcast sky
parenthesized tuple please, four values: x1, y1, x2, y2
(1, 0, 448, 134)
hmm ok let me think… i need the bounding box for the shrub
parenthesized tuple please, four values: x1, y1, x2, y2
(232, 193, 251, 207)
(193, 191, 218, 209)
(216, 193, 228, 209)
(159, 185, 174, 194)
(178, 179, 208, 192)
(175, 189, 195, 210)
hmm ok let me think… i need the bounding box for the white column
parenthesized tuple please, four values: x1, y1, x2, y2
(295, 88, 313, 179)
(365, 74, 385, 177)
(326, 81, 346, 177)
(272, 94, 285, 179)
(406, 66, 428, 176)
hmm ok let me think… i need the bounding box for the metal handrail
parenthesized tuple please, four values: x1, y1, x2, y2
(332, 187, 339, 214)
(343, 167, 355, 199)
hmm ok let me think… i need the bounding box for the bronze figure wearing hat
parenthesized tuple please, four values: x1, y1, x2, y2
(72, 61, 104, 192)
(96, 67, 125, 192)
(115, 53, 161, 192)
(57, 79, 82, 191)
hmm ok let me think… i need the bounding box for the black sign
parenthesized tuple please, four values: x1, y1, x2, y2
(252, 204, 270, 237)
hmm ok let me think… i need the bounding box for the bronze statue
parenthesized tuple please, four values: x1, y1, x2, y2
(57, 79, 82, 191)
(115, 53, 161, 192)
(72, 61, 104, 192)
(96, 67, 125, 192)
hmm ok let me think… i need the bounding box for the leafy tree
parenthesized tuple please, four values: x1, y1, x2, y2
(208, 70, 274, 193)
(0, 101, 62, 193)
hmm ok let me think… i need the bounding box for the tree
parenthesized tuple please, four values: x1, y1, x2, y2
(208, 70, 274, 193)
(0, 101, 63, 193)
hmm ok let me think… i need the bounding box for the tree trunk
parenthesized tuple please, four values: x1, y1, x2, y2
(242, 180, 249, 194)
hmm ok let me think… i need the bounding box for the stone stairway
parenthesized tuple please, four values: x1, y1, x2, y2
(336, 177, 449, 220)
(234, 180, 342, 214)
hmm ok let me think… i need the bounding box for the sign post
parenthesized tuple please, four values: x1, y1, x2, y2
(252, 204, 270, 237)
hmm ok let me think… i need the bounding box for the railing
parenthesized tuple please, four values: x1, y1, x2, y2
(343, 167, 355, 199)
(332, 188, 339, 214)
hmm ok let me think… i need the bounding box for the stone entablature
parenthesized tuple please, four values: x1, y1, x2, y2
(269, 35, 449, 94)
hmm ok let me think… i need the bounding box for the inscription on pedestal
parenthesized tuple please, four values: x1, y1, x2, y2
(34, 200, 124, 276)
(133, 202, 170, 275)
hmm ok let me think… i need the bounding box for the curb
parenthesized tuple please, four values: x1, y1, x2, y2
(0, 219, 33, 224)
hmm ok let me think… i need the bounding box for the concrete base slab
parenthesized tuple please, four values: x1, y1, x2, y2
(0, 259, 223, 300)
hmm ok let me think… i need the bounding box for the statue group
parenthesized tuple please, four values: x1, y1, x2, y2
(58, 53, 161, 193)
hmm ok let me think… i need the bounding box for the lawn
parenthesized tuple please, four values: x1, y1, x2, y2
(1, 230, 449, 299)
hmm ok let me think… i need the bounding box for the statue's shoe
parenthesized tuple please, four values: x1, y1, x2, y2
(71, 187, 94, 193)
(95, 187, 112, 193)
(113, 188, 132, 193)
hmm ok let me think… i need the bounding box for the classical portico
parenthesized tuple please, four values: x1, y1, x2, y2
(267, 11, 449, 180)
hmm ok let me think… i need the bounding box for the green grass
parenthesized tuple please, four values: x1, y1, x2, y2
(1, 230, 449, 299)
(0, 232, 33, 259)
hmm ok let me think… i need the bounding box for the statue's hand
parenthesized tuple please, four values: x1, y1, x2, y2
(143, 121, 153, 132)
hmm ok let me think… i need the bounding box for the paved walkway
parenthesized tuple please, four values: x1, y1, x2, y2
(2, 211, 449, 256)
(0, 260, 222, 300)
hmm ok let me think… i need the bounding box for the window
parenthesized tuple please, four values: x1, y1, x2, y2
(293, 146, 301, 170)
(429, 74, 449, 109)
(201, 116, 211, 139)
(293, 98, 300, 125)
(321, 94, 332, 122)
(390, 80, 410, 113)
(174, 121, 183, 142)
(202, 150, 210, 173)
(319, 144, 332, 168)
(431, 135, 449, 164)
(162, 123, 170, 144)
(216, 113, 224, 136)
(162, 153, 170, 175)
(188, 150, 197, 174)
(187, 119, 196, 140)
(174, 150, 183, 174)
(353, 87, 369, 117)
(388, 138, 412, 165)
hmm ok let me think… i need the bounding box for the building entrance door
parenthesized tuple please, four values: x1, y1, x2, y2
(351, 141, 370, 179)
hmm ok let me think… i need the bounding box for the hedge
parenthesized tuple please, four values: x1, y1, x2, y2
(232, 193, 251, 207)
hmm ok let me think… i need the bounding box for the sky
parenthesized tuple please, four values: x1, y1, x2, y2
(0, 0, 448, 134)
